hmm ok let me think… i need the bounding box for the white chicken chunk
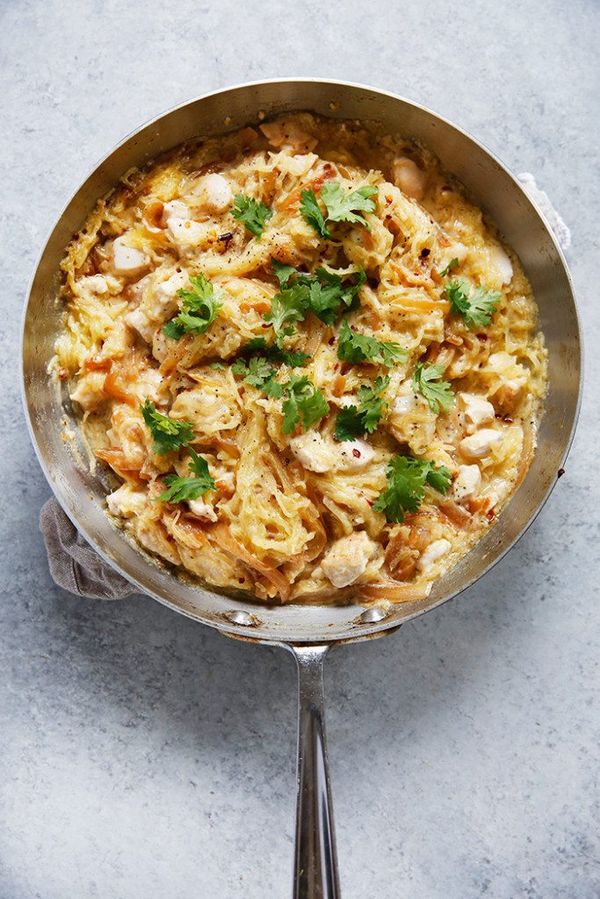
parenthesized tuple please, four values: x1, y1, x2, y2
(106, 485, 147, 518)
(156, 269, 188, 304)
(188, 498, 218, 522)
(453, 464, 482, 502)
(393, 394, 417, 415)
(418, 538, 452, 572)
(124, 307, 155, 344)
(77, 274, 112, 295)
(336, 440, 376, 470)
(459, 428, 503, 460)
(69, 372, 106, 411)
(459, 392, 496, 431)
(111, 236, 150, 277)
(321, 532, 377, 588)
(489, 243, 513, 285)
(162, 200, 189, 221)
(192, 173, 233, 212)
(289, 432, 375, 473)
(391, 157, 428, 200)
(166, 216, 215, 251)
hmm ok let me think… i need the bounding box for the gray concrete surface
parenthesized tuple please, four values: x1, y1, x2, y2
(1, 0, 598, 896)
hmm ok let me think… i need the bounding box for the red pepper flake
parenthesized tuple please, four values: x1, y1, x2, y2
(477, 333, 488, 341)
(420, 247, 430, 258)
(352, 448, 361, 458)
(486, 508, 495, 520)
(503, 415, 513, 423)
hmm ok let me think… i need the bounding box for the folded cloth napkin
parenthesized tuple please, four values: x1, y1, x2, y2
(40, 498, 136, 600)
(39, 175, 571, 600)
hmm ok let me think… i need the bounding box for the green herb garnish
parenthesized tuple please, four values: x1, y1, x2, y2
(280, 375, 329, 435)
(335, 376, 390, 441)
(373, 455, 452, 523)
(231, 194, 273, 239)
(141, 401, 194, 455)
(158, 447, 216, 503)
(445, 279, 500, 329)
(163, 273, 221, 340)
(412, 362, 455, 414)
(337, 321, 407, 367)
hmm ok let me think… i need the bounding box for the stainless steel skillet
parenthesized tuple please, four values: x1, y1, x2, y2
(22, 79, 581, 898)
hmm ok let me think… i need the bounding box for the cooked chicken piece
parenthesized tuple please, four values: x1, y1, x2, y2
(489, 243, 513, 285)
(453, 464, 482, 502)
(289, 432, 375, 473)
(393, 394, 417, 414)
(459, 392, 496, 431)
(188, 498, 218, 522)
(106, 484, 147, 518)
(459, 428, 502, 459)
(111, 236, 150, 277)
(192, 173, 233, 212)
(166, 216, 217, 252)
(125, 307, 155, 344)
(69, 371, 106, 411)
(321, 531, 377, 588)
(417, 538, 451, 571)
(391, 157, 427, 200)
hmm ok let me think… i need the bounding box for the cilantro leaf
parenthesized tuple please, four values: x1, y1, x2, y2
(301, 182, 378, 237)
(280, 375, 329, 435)
(141, 401, 194, 455)
(308, 267, 366, 325)
(412, 362, 455, 414)
(445, 279, 500, 329)
(337, 321, 407, 366)
(334, 376, 390, 441)
(426, 464, 453, 495)
(300, 189, 331, 239)
(278, 349, 312, 367)
(243, 337, 310, 368)
(159, 447, 216, 503)
(264, 262, 366, 337)
(272, 259, 298, 288)
(163, 274, 221, 339)
(231, 355, 276, 387)
(231, 194, 273, 239)
(373, 455, 452, 523)
(439, 257, 460, 277)
(263, 283, 310, 339)
(334, 406, 365, 442)
(320, 182, 378, 228)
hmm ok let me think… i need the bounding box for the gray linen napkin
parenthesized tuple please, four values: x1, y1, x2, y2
(40, 498, 136, 600)
(39, 175, 570, 600)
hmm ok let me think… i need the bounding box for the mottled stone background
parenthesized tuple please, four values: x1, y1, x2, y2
(1, 1, 598, 896)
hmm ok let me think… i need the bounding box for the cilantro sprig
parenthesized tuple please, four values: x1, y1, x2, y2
(301, 181, 378, 238)
(445, 279, 500, 329)
(412, 362, 455, 414)
(280, 375, 329, 435)
(335, 376, 389, 441)
(232, 194, 273, 239)
(159, 447, 216, 503)
(264, 261, 365, 340)
(373, 455, 452, 523)
(231, 354, 328, 435)
(163, 273, 221, 340)
(141, 401, 195, 455)
(337, 321, 407, 367)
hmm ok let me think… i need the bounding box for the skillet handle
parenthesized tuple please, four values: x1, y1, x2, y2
(289, 644, 340, 899)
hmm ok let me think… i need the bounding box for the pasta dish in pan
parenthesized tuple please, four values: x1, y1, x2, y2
(53, 114, 547, 604)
